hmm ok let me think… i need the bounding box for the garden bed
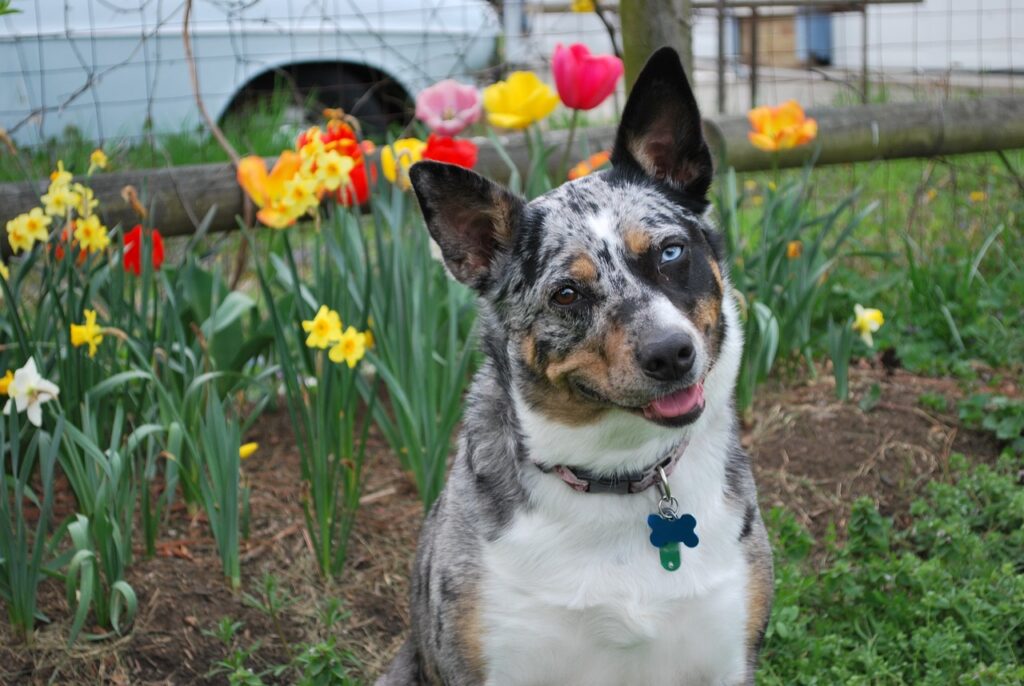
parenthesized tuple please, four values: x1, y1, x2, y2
(1, 364, 1007, 685)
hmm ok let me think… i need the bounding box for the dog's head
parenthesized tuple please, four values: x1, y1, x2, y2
(411, 48, 736, 438)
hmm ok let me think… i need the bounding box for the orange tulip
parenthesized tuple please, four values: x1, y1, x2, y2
(747, 101, 818, 152)
(237, 152, 304, 229)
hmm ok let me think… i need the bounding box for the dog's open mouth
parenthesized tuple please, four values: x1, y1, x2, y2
(642, 383, 705, 425)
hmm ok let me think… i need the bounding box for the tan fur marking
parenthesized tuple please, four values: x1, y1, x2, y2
(624, 227, 652, 255)
(690, 294, 722, 338)
(745, 560, 773, 667)
(533, 325, 638, 426)
(708, 257, 724, 291)
(569, 254, 598, 282)
(455, 588, 486, 680)
(521, 334, 537, 369)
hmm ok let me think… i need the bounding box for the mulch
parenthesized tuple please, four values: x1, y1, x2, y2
(0, 363, 1011, 684)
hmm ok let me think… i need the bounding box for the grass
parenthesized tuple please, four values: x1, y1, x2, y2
(734, 150, 1024, 376)
(760, 452, 1024, 684)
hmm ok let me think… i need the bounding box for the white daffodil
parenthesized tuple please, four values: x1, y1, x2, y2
(2, 358, 59, 427)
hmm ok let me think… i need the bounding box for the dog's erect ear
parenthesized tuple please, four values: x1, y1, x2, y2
(611, 47, 713, 199)
(409, 161, 526, 289)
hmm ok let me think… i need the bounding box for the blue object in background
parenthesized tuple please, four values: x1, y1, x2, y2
(796, 11, 833, 65)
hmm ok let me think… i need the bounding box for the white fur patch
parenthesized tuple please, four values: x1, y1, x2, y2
(586, 210, 617, 245)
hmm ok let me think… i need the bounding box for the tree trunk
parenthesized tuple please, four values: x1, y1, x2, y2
(620, 0, 694, 88)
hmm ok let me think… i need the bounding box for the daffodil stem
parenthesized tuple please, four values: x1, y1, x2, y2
(559, 109, 581, 183)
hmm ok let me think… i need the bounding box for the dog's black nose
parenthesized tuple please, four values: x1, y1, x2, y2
(638, 333, 695, 382)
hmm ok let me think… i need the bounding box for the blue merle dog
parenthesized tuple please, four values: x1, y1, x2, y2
(378, 47, 773, 686)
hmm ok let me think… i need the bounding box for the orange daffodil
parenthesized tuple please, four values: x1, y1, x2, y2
(300, 305, 372, 369)
(482, 71, 560, 129)
(747, 100, 818, 152)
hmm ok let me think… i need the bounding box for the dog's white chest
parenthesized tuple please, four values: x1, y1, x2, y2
(477, 483, 749, 686)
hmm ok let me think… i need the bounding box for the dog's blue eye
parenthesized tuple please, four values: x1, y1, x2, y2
(661, 245, 683, 263)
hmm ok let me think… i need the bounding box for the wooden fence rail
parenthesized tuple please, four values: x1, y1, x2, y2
(2, 97, 1022, 251)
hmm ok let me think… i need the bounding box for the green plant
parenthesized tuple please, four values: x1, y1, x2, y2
(246, 211, 376, 577)
(361, 190, 478, 507)
(718, 166, 875, 409)
(196, 397, 248, 589)
(0, 412, 64, 641)
(958, 394, 1024, 453)
(759, 453, 1024, 684)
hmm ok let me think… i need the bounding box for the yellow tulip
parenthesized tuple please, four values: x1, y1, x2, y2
(482, 72, 560, 129)
(381, 138, 426, 190)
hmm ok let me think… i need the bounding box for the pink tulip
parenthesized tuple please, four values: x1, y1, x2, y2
(415, 79, 482, 136)
(552, 43, 624, 111)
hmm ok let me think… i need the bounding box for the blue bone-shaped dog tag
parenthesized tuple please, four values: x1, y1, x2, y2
(647, 513, 699, 571)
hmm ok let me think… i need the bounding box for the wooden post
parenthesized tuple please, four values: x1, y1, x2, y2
(749, 8, 759, 107)
(620, 0, 694, 89)
(861, 3, 870, 103)
(717, 0, 727, 113)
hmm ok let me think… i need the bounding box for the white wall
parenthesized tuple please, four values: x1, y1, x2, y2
(832, 0, 1024, 72)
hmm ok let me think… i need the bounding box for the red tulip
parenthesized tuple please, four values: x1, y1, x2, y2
(123, 225, 165, 275)
(422, 134, 479, 170)
(552, 43, 623, 111)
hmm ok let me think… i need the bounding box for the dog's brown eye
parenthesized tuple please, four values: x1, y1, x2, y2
(552, 286, 580, 306)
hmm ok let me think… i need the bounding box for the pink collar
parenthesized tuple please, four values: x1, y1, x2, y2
(536, 441, 687, 495)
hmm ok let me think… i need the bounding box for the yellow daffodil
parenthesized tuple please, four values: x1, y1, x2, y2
(969, 190, 987, 203)
(239, 442, 259, 460)
(302, 305, 343, 349)
(70, 309, 104, 357)
(571, 0, 595, 11)
(747, 101, 818, 152)
(73, 215, 110, 254)
(298, 127, 326, 159)
(381, 138, 426, 190)
(49, 160, 72, 188)
(786, 240, 803, 259)
(328, 326, 367, 369)
(21, 208, 52, 242)
(73, 183, 98, 217)
(315, 150, 355, 193)
(5, 215, 34, 253)
(0, 260, 8, 281)
(88, 149, 108, 175)
(41, 183, 81, 218)
(743, 179, 758, 192)
(852, 304, 884, 347)
(282, 172, 319, 217)
(0, 370, 12, 395)
(482, 71, 560, 129)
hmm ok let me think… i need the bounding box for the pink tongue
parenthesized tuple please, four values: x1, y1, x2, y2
(645, 383, 705, 420)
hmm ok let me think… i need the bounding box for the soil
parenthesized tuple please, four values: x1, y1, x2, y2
(0, 365, 1009, 685)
